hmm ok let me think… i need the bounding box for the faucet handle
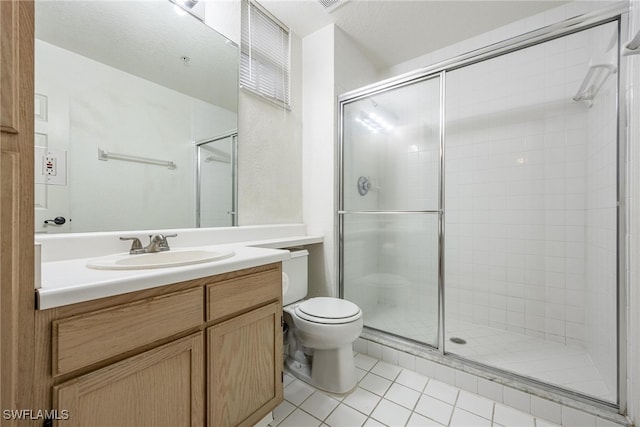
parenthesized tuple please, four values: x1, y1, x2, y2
(146, 233, 177, 251)
(120, 237, 144, 254)
(160, 233, 177, 251)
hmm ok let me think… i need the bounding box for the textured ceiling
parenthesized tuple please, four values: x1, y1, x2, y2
(263, 0, 570, 70)
(35, 1, 238, 111)
(34, 0, 571, 106)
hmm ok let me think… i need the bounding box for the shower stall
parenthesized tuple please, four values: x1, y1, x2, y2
(339, 7, 625, 410)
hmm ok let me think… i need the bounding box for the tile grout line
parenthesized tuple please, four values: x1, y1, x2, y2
(446, 388, 461, 427)
(402, 374, 431, 427)
(490, 400, 497, 426)
(369, 365, 403, 427)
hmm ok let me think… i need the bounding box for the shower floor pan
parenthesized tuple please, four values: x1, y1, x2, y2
(365, 305, 615, 403)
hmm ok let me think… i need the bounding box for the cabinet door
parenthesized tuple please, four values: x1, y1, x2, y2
(208, 302, 283, 427)
(54, 333, 204, 427)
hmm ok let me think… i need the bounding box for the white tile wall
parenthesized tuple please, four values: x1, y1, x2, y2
(444, 25, 593, 344)
(442, 21, 618, 403)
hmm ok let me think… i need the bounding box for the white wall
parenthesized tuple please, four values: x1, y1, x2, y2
(202, 0, 304, 227)
(302, 25, 380, 298)
(237, 31, 303, 225)
(302, 25, 336, 298)
(35, 40, 235, 233)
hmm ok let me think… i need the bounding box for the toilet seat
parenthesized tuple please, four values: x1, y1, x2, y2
(294, 297, 362, 324)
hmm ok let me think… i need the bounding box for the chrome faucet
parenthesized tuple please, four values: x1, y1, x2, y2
(120, 233, 177, 254)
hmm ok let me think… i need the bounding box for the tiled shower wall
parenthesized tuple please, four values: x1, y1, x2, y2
(443, 23, 614, 345)
(343, 4, 618, 359)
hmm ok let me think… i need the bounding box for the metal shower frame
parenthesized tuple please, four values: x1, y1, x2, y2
(195, 131, 238, 227)
(337, 2, 629, 416)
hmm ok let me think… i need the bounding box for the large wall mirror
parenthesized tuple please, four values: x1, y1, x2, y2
(34, 1, 238, 233)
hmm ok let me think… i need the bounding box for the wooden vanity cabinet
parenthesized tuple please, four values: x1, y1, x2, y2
(54, 333, 205, 427)
(206, 266, 283, 427)
(37, 263, 283, 427)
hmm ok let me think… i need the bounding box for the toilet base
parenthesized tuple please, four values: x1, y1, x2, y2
(311, 346, 357, 394)
(285, 357, 312, 384)
(285, 346, 357, 395)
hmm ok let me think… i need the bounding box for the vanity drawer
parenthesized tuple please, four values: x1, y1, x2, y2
(52, 287, 203, 376)
(207, 266, 281, 322)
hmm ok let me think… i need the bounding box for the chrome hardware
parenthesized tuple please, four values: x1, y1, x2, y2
(573, 63, 617, 107)
(357, 176, 371, 196)
(120, 233, 177, 254)
(119, 237, 145, 254)
(98, 147, 176, 169)
(145, 233, 177, 253)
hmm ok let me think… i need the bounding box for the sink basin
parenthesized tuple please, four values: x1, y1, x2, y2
(86, 248, 235, 270)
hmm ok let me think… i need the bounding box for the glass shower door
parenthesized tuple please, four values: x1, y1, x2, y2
(443, 21, 619, 403)
(197, 133, 237, 227)
(340, 76, 441, 347)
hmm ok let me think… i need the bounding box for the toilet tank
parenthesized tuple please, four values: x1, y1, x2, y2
(282, 249, 308, 306)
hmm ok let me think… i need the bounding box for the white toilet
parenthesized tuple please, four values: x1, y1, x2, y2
(282, 250, 363, 394)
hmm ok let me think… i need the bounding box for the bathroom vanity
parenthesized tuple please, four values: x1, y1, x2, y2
(31, 225, 321, 426)
(35, 262, 283, 427)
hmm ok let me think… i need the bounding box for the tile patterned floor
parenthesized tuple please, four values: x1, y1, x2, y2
(268, 353, 593, 427)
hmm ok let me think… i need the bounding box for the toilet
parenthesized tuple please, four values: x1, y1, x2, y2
(282, 250, 363, 394)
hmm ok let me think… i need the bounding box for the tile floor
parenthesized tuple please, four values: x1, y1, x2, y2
(269, 352, 588, 427)
(365, 305, 614, 402)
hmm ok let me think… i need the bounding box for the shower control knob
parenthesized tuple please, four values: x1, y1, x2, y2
(357, 176, 371, 196)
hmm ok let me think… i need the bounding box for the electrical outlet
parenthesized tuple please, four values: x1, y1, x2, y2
(35, 147, 67, 186)
(43, 156, 57, 176)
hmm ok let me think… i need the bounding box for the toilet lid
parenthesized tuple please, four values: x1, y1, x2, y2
(296, 297, 361, 320)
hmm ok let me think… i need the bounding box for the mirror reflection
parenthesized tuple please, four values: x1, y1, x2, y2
(34, 0, 238, 233)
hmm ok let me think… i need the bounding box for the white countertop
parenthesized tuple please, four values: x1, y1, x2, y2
(37, 231, 322, 310)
